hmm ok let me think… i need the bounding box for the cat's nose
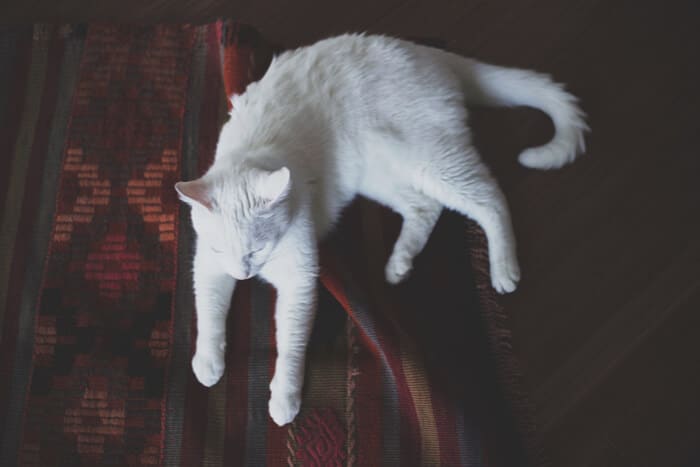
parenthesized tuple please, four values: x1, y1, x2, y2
(229, 267, 252, 280)
(230, 272, 252, 280)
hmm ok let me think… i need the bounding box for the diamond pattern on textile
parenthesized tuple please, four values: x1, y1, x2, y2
(18, 24, 196, 466)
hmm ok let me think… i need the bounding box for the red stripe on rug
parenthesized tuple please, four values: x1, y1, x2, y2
(219, 22, 275, 107)
(221, 21, 242, 102)
(0, 28, 32, 209)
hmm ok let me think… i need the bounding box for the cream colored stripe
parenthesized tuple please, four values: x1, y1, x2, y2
(203, 379, 227, 467)
(399, 336, 441, 466)
(0, 25, 50, 340)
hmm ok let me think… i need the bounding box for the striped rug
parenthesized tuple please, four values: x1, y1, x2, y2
(0, 21, 534, 466)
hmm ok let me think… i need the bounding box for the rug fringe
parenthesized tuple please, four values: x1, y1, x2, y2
(466, 221, 549, 467)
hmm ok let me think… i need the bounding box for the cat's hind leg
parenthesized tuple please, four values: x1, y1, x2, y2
(360, 166, 443, 284)
(416, 148, 520, 293)
(385, 193, 443, 284)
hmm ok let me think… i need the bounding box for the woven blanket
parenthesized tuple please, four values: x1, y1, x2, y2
(0, 22, 532, 466)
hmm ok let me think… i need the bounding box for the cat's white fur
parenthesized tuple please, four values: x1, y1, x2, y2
(175, 34, 587, 426)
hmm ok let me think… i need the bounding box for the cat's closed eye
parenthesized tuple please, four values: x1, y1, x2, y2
(246, 246, 265, 258)
(210, 247, 223, 254)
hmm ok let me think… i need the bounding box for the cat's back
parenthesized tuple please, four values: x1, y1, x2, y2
(247, 34, 452, 113)
(227, 35, 402, 141)
(267, 34, 412, 86)
(222, 33, 462, 169)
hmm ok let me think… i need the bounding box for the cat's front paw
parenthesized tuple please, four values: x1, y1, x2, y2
(490, 256, 521, 294)
(385, 254, 413, 285)
(192, 350, 225, 387)
(268, 389, 301, 426)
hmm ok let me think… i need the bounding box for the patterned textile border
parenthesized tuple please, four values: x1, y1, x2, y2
(1, 23, 201, 466)
(0, 22, 536, 467)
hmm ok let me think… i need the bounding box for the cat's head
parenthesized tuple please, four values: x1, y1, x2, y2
(175, 166, 292, 280)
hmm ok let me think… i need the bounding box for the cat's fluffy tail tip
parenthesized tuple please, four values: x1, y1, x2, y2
(517, 125, 589, 170)
(517, 146, 577, 170)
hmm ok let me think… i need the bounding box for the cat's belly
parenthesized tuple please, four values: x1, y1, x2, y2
(356, 155, 415, 211)
(309, 138, 414, 239)
(307, 178, 356, 240)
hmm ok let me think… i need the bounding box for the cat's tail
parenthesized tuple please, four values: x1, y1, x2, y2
(439, 51, 589, 169)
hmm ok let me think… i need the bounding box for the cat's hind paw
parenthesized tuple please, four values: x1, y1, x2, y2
(490, 257, 521, 294)
(385, 255, 413, 285)
(192, 351, 225, 387)
(268, 390, 301, 426)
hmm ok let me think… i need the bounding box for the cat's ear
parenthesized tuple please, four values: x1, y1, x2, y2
(175, 179, 213, 210)
(256, 167, 290, 206)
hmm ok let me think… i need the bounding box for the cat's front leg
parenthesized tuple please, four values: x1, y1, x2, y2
(261, 240, 318, 426)
(192, 237, 236, 387)
(268, 277, 317, 426)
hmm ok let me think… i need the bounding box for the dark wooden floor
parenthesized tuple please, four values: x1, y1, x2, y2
(3, 1, 700, 465)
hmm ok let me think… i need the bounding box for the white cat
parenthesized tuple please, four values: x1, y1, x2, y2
(175, 34, 587, 426)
